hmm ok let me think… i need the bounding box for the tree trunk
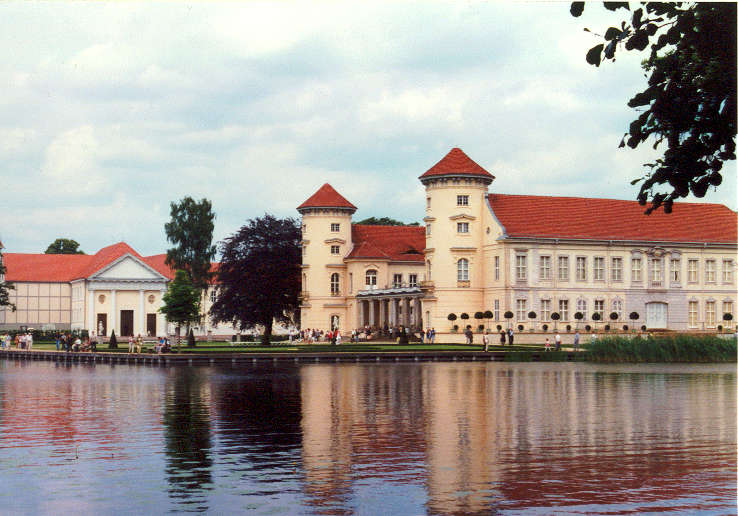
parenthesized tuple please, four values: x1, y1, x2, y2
(262, 319, 273, 346)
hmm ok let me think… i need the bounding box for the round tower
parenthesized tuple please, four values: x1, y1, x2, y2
(297, 183, 356, 332)
(419, 148, 495, 334)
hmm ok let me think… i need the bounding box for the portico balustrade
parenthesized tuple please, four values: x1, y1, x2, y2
(356, 286, 424, 330)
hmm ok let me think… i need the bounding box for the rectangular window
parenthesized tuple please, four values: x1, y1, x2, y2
(611, 257, 623, 281)
(688, 259, 698, 283)
(393, 274, 402, 288)
(706, 300, 716, 327)
(612, 300, 623, 318)
(457, 195, 469, 206)
(349, 273, 353, 293)
(722, 260, 733, 283)
(408, 274, 418, 287)
(594, 257, 605, 281)
(705, 259, 716, 283)
(689, 301, 699, 328)
(541, 299, 551, 321)
(651, 258, 662, 286)
(494, 256, 500, 280)
(516, 255, 527, 281)
(576, 257, 587, 281)
(540, 256, 551, 280)
(723, 301, 733, 322)
(457, 222, 469, 233)
(670, 259, 681, 282)
(516, 299, 527, 321)
(558, 256, 569, 281)
(494, 300, 500, 322)
(330, 223, 340, 232)
(426, 224, 431, 236)
(426, 197, 431, 209)
(330, 245, 340, 255)
(576, 299, 587, 320)
(594, 299, 604, 318)
(632, 258, 642, 282)
(559, 299, 569, 321)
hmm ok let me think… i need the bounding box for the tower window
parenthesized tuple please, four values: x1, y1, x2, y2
(457, 222, 469, 233)
(457, 195, 469, 206)
(330, 223, 340, 232)
(330, 245, 340, 255)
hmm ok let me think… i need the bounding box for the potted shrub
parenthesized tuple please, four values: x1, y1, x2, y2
(550, 312, 560, 330)
(460, 313, 469, 323)
(585, 324, 591, 332)
(604, 324, 611, 331)
(574, 311, 584, 329)
(496, 324, 502, 331)
(591, 311, 602, 331)
(629, 312, 639, 333)
(517, 324, 524, 332)
(723, 313, 733, 331)
(527, 311, 537, 331)
(477, 324, 484, 332)
(504, 311, 514, 329)
(453, 324, 459, 332)
(474, 312, 484, 332)
(448, 313, 457, 332)
(542, 324, 548, 332)
(483, 310, 494, 329)
(566, 324, 571, 332)
(641, 324, 647, 331)
(622, 324, 629, 331)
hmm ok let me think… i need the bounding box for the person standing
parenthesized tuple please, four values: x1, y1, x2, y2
(554, 332, 562, 351)
(465, 326, 473, 345)
(483, 330, 490, 352)
(544, 337, 551, 351)
(508, 328, 514, 346)
(500, 329, 506, 345)
(128, 336, 134, 353)
(55, 333, 61, 351)
(26, 332, 33, 351)
(573, 331, 580, 352)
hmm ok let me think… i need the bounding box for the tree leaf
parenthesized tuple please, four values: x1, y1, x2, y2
(604, 27, 622, 40)
(570, 2, 584, 17)
(586, 44, 604, 66)
(603, 2, 629, 12)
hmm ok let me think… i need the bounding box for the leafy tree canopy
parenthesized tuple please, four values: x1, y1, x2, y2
(571, 2, 736, 213)
(0, 246, 15, 312)
(355, 216, 420, 226)
(45, 238, 85, 254)
(210, 214, 301, 345)
(159, 270, 201, 331)
(165, 197, 217, 291)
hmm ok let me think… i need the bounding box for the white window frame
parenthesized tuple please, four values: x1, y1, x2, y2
(540, 255, 551, 280)
(688, 300, 699, 328)
(541, 299, 551, 321)
(706, 300, 716, 327)
(330, 273, 340, 295)
(456, 195, 469, 206)
(559, 299, 569, 321)
(687, 259, 698, 283)
(670, 258, 681, 283)
(330, 223, 340, 232)
(516, 254, 527, 281)
(611, 257, 623, 282)
(408, 274, 418, 287)
(457, 258, 469, 281)
(612, 300, 623, 319)
(365, 270, 377, 287)
(576, 299, 588, 320)
(705, 259, 716, 283)
(723, 260, 733, 283)
(516, 299, 527, 321)
(558, 256, 569, 281)
(494, 299, 500, 322)
(393, 274, 402, 288)
(576, 257, 587, 282)
(457, 222, 469, 234)
(330, 245, 340, 255)
(494, 256, 500, 280)
(651, 257, 663, 286)
(594, 257, 605, 281)
(594, 299, 605, 319)
(632, 257, 642, 282)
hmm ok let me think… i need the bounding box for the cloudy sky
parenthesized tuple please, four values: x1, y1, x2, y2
(2, 2, 735, 256)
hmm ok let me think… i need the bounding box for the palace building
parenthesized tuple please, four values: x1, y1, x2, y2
(298, 148, 737, 337)
(0, 242, 232, 337)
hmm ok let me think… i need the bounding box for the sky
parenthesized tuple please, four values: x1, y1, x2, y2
(1, 1, 736, 256)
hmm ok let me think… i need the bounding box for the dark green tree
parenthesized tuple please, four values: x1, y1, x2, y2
(571, 2, 736, 213)
(164, 197, 217, 291)
(0, 245, 15, 312)
(355, 216, 420, 226)
(45, 238, 85, 254)
(160, 270, 202, 348)
(210, 214, 301, 346)
(109, 330, 118, 350)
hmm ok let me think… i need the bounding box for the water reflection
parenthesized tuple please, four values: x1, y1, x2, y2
(0, 360, 734, 514)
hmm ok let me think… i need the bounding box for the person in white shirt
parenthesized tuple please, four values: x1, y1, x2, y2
(554, 332, 562, 351)
(26, 333, 33, 351)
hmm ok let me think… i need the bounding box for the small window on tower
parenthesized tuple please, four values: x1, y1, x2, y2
(457, 222, 469, 233)
(330, 223, 340, 232)
(330, 245, 340, 255)
(457, 195, 469, 206)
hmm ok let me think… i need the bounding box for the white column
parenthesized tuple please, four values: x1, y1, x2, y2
(389, 298, 396, 326)
(379, 298, 386, 328)
(88, 290, 95, 334)
(368, 300, 375, 328)
(139, 289, 145, 336)
(158, 289, 167, 337)
(403, 298, 410, 326)
(110, 289, 117, 334)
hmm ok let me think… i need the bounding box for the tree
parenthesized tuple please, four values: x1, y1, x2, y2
(210, 214, 301, 346)
(354, 216, 420, 226)
(160, 270, 202, 348)
(109, 330, 118, 350)
(0, 245, 15, 312)
(45, 238, 85, 254)
(571, 2, 736, 213)
(164, 197, 217, 291)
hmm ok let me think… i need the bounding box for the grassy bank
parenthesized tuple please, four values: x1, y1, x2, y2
(584, 335, 737, 363)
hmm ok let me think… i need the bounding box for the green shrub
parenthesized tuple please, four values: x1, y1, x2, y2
(584, 334, 737, 363)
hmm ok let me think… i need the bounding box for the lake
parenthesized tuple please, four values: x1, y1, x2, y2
(0, 360, 735, 515)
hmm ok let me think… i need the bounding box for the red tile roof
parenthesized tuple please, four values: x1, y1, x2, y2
(3, 243, 219, 283)
(348, 225, 426, 262)
(488, 194, 738, 243)
(298, 183, 357, 211)
(419, 147, 495, 180)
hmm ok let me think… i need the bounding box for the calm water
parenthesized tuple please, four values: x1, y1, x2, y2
(0, 360, 734, 515)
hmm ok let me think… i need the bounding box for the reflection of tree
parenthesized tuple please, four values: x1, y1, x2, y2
(163, 367, 213, 508)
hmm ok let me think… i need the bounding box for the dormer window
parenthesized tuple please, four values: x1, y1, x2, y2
(457, 195, 469, 206)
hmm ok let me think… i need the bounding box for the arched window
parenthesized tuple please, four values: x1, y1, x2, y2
(612, 299, 623, 318)
(457, 258, 469, 281)
(330, 273, 340, 295)
(365, 269, 377, 287)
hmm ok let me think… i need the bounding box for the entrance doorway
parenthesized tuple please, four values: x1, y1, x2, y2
(96, 314, 107, 336)
(120, 310, 134, 336)
(646, 302, 668, 329)
(146, 314, 157, 337)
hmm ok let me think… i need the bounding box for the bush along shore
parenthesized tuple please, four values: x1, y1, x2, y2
(584, 335, 737, 363)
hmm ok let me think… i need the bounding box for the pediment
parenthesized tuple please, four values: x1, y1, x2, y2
(90, 254, 168, 281)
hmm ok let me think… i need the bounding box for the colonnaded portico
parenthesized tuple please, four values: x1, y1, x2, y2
(356, 287, 424, 329)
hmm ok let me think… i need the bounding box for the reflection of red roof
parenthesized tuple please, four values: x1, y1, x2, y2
(4, 243, 221, 283)
(488, 194, 738, 243)
(298, 183, 357, 211)
(419, 147, 494, 180)
(347, 225, 425, 262)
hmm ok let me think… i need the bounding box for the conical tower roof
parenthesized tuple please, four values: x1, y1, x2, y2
(419, 147, 494, 183)
(297, 183, 357, 213)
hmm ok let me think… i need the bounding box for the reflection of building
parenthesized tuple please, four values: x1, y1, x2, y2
(299, 148, 737, 336)
(0, 242, 230, 336)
